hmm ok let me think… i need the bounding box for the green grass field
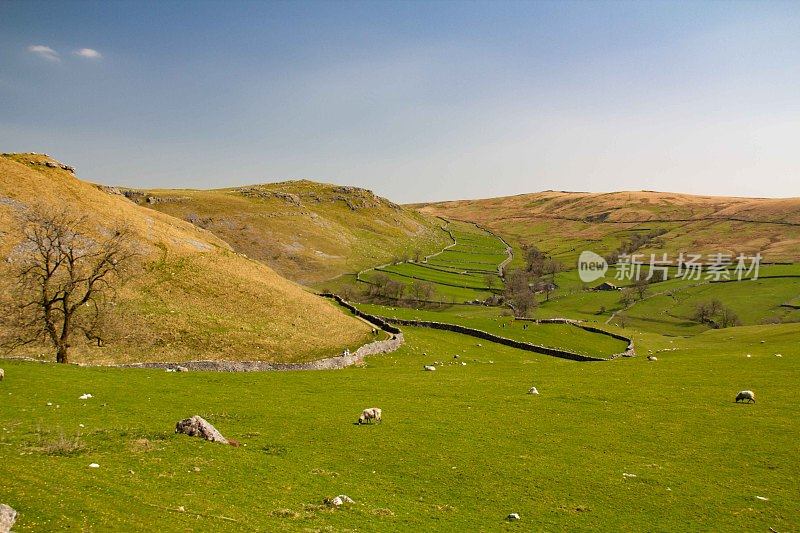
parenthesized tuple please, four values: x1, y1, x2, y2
(355, 303, 629, 358)
(359, 220, 509, 303)
(2, 323, 797, 531)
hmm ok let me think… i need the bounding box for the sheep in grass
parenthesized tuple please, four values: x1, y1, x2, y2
(358, 407, 382, 425)
(735, 390, 756, 404)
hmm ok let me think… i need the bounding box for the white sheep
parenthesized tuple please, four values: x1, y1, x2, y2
(358, 407, 382, 424)
(735, 390, 756, 403)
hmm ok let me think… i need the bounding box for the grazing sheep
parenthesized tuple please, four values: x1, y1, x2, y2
(735, 390, 756, 403)
(647, 356, 657, 361)
(358, 407, 382, 425)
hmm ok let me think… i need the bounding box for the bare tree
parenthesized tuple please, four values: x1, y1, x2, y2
(409, 280, 434, 301)
(633, 277, 650, 300)
(2, 207, 134, 363)
(503, 269, 537, 318)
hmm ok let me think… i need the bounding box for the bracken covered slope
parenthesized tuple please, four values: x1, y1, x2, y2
(0, 153, 372, 364)
(125, 180, 449, 285)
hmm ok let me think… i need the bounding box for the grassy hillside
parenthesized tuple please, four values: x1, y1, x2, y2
(419, 190, 800, 265)
(124, 180, 449, 285)
(360, 220, 509, 304)
(0, 153, 372, 364)
(2, 323, 797, 531)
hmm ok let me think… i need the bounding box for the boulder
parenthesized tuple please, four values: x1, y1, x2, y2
(175, 416, 229, 444)
(328, 494, 355, 507)
(0, 504, 17, 533)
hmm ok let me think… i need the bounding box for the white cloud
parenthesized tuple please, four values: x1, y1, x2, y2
(73, 48, 102, 60)
(27, 45, 60, 62)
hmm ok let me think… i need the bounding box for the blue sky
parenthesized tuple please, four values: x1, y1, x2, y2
(1, 0, 798, 202)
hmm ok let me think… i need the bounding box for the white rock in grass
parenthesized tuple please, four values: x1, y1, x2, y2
(79, 393, 93, 400)
(175, 415, 229, 444)
(527, 387, 539, 395)
(423, 365, 436, 371)
(746, 354, 751, 358)
(622, 472, 636, 478)
(507, 513, 520, 521)
(0, 369, 4, 381)
(88, 463, 100, 468)
(756, 496, 769, 501)
(333, 494, 354, 506)
(775, 353, 782, 357)
(0, 504, 17, 533)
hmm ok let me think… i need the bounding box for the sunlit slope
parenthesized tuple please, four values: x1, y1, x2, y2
(126, 180, 449, 285)
(0, 154, 372, 364)
(419, 190, 800, 264)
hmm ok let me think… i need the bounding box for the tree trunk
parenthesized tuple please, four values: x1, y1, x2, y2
(56, 344, 68, 364)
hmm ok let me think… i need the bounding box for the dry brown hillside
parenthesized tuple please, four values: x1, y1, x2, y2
(124, 181, 449, 285)
(0, 153, 372, 364)
(419, 190, 800, 264)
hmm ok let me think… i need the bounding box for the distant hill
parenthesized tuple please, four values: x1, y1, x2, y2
(419, 190, 800, 265)
(0, 153, 373, 364)
(124, 180, 449, 285)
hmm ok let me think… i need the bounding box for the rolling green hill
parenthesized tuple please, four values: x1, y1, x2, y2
(124, 180, 449, 285)
(0, 153, 373, 365)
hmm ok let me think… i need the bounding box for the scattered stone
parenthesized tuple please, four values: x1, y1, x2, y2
(0, 504, 17, 533)
(622, 472, 636, 478)
(193, 466, 201, 472)
(46, 402, 53, 406)
(746, 354, 752, 358)
(79, 393, 93, 400)
(0, 369, 4, 381)
(175, 366, 189, 372)
(756, 496, 769, 501)
(461, 362, 467, 366)
(453, 354, 460, 359)
(423, 365, 436, 371)
(177, 506, 185, 512)
(327, 494, 355, 507)
(89, 463, 100, 468)
(175, 415, 229, 444)
(775, 353, 782, 357)
(527, 387, 539, 395)
(507, 512, 520, 521)
(647, 356, 658, 361)
(476, 343, 482, 347)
